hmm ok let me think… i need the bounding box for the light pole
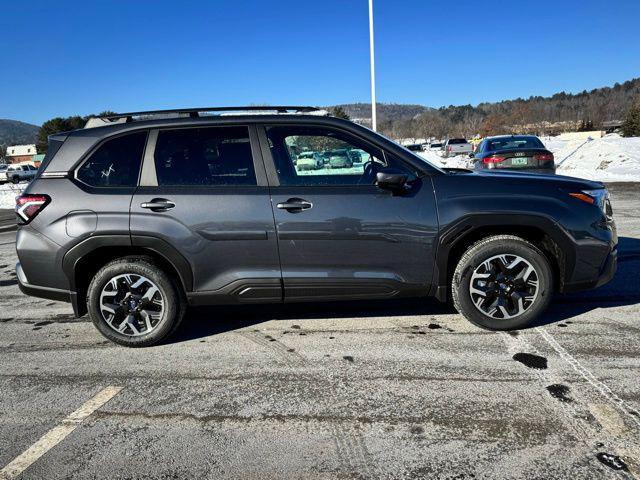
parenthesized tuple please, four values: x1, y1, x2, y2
(368, 0, 377, 131)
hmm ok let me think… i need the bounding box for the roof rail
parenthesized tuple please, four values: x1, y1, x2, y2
(100, 106, 322, 121)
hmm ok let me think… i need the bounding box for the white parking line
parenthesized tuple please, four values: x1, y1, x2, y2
(0, 386, 123, 480)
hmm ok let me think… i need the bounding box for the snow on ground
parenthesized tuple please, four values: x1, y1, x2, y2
(418, 133, 640, 182)
(0, 183, 24, 209)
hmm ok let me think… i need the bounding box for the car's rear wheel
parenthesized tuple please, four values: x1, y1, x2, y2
(452, 235, 553, 330)
(87, 258, 185, 347)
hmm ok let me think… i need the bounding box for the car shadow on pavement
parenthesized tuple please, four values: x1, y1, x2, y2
(532, 236, 640, 327)
(171, 236, 640, 343)
(172, 297, 455, 344)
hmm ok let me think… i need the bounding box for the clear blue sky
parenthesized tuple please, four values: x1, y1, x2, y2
(2, 0, 639, 125)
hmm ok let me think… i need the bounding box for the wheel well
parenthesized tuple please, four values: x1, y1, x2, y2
(445, 225, 565, 296)
(73, 247, 188, 314)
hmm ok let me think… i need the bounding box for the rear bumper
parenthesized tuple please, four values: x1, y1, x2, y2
(16, 262, 84, 316)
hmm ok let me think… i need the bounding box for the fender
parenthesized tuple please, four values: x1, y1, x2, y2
(62, 234, 194, 293)
(430, 212, 577, 300)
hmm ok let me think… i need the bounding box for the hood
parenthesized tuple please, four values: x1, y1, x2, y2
(449, 168, 604, 191)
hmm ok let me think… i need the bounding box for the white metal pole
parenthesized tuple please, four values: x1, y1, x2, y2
(368, 0, 377, 131)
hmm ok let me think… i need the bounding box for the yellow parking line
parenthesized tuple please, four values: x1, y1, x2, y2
(0, 386, 123, 480)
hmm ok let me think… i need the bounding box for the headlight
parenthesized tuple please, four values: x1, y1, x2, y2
(569, 189, 608, 212)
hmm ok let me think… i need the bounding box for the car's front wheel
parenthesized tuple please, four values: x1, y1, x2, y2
(452, 235, 553, 330)
(87, 257, 185, 347)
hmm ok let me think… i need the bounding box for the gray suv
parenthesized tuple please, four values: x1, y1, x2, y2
(16, 107, 617, 347)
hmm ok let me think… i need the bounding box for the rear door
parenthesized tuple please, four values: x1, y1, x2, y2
(130, 124, 282, 303)
(259, 124, 438, 302)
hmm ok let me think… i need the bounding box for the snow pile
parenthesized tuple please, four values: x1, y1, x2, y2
(0, 183, 24, 209)
(549, 134, 640, 182)
(418, 150, 470, 170)
(418, 134, 640, 182)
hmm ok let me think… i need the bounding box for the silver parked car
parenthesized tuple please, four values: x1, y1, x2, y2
(0, 164, 38, 184)
(443, 138, 473, 157)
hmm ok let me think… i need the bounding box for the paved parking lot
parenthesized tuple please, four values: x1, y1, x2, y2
(0, 184, 638, 479)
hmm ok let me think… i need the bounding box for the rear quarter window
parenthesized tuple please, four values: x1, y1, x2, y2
(76, 131, 147, 187)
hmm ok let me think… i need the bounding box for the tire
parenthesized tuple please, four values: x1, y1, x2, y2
(11, 176, 20, 184)
(452, 235, 553, 330)
(86, 257, 186, 347)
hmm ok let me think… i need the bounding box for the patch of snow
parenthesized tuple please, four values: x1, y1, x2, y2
(0, 183, 25, 209)
(418, 134, 640, 182)
(546, 134, 640, 182)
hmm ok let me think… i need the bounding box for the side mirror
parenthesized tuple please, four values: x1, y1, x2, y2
(376, 171, 409, 193)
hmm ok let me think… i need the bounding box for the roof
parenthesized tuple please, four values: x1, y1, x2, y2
(484, 135, 540, 140)
(6, 144, 36, 156)
(84, 106, 326, 129)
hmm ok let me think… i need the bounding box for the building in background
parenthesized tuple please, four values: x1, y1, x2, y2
(5, 144, 37, 164)
(32, 154, 45, 167)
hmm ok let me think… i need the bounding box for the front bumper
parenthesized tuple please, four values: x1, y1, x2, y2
(562, 245, 617, 293)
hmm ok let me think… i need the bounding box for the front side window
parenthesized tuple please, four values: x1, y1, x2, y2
(77, 131, 147, 187)
(154, 126, 256, 186)
(266, 126, 410, 186)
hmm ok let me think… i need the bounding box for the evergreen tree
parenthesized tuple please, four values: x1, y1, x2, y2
(330, 106, 350, 120)
(37, 111, 117, 152)
(622, 97, 640, 137)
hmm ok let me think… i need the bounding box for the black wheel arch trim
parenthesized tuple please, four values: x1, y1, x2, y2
(431, 212, 576, 300)
(62, 234, 194, 294)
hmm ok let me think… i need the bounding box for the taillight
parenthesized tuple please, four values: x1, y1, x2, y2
(15, 194, 50, 224)
(534, 153, 554, 162)
(447, 146, 452, 151)
(483, 156, 506, 164)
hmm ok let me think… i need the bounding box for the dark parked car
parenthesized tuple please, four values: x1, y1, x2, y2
(472, 135, 556, 174)
(16, 107, 616, 347)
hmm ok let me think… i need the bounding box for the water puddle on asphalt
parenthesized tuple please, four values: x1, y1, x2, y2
(596, 452, 629, 472)
(512, 352, 548, 369)
(546, 384, 573, 403)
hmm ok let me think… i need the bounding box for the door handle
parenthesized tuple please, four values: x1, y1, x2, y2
(140, 198, 175, 211)
(276, 198, 313, 212)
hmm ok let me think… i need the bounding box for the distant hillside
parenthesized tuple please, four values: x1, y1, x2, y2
(0, 119, 40, 147)
(332, 103, 432, 123)
(332, 78, 640, 138)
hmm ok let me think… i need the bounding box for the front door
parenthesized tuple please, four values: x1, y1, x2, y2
(130, 125, 282, 304)
(260, 124, 438, 302)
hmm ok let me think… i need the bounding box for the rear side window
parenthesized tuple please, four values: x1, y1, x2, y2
(77, 132, 147, 187)
(154, 126, 256, 186)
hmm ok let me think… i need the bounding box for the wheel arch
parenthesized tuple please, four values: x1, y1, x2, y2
(432, 213, 575, 301)
(63, 235, 193, 316)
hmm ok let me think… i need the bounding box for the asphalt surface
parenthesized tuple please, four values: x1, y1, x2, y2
(0, 210, 15, 232)
(0, 183, 639, 479)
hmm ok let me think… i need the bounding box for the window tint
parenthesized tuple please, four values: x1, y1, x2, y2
(154, 126, 256, 186)
(77, 131, 147, 187)
(266, 126, 411, 186)
(448, 138, 468, 144)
